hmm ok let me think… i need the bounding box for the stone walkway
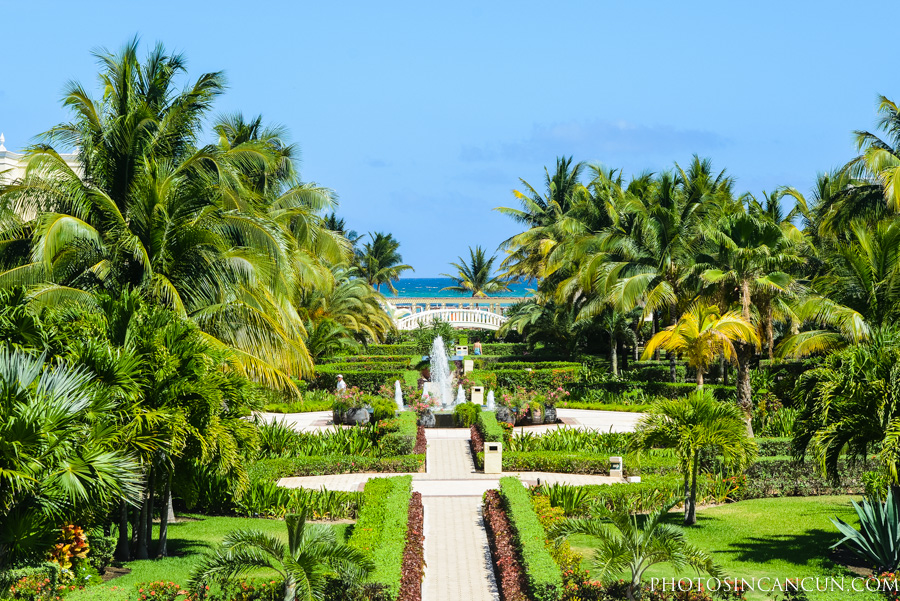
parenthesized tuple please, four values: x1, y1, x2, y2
(278, 426, 631, 601)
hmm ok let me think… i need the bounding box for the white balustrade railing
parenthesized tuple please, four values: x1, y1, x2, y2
(396, 308, 508, 331)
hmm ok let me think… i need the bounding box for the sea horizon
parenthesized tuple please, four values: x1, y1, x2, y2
(386, 277, 534, 298)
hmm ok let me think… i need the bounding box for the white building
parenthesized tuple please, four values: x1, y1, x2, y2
(0, 133, 79, 186)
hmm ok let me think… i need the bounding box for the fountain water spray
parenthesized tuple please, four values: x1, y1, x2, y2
(486, 390, 495, 410)
(394, 380, 404, 411)
(429, 336, 453, 408)
(455, 384, 466, 404)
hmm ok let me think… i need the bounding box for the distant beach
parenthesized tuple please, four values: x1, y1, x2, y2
(387, 278, 533, 298)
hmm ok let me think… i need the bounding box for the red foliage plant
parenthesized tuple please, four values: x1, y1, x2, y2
(470, 425, 484, 453)
(482, 489, 528, 601)
(413, 426, 427, 455)
(398, 492, 425, 601)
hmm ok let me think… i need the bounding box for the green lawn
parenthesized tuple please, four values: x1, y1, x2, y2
(568, 496, 878, 600)
(69, 515, 351, 600)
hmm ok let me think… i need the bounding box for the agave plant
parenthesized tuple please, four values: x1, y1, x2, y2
(832, 489, 900, 573)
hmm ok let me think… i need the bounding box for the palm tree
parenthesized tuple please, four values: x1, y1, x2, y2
(633, 390, 757, 525)
(0, 347, 142, 568)
(845, 95, 900, 211)
(441, 246, 510, 299)
(642, 304, 758, 387)
(550, 498, 720, 601)
(189, 510, 372, 601)
(597, 306, 639, 376)
(354, 232, 413, 293)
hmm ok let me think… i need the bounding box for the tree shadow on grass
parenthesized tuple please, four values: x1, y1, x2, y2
(722, 529, 838, 566)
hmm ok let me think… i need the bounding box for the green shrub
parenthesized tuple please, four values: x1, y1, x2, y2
(248, 454, 424, 480)
(756, 437, 793, 457)
(371, 397, 398, 422)
(87, 530, 117, 574)
(575, 380, 735, 401)
(235, 479, 362, 519)
(476, 411, 504, 442)
(379, 412, 418, 456)
(363, 344, 418, 356)
(320, 355, 413, 365)
(0, 563, 61, 595)
(349, 476, 413, 599)
(469, 367, 579, 392)
(624, 361, 687, 383)
(482, 343, 528, 356)
(736, 456, 875, 499)
(499, 477, 562, 601)
(312, 365, 406, 393)
(474, 451, 678, 475)
(454, 402, 480, 427)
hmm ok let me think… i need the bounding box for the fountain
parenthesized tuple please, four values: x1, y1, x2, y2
(486, 390, 495, 410)
(455, 384, 466, 404)
(394, 380, 404, 411)
(429, 336, 453, 408)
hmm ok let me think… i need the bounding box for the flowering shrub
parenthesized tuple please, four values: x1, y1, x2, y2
(873, 573, 900, 601)
(132, 581, 190, 601)
(206, 579, 283, 601)
(409, 394, 437, 416)
(9, 575, 53, 600)
(704, 472, 747, 504)
(546, 387, 570, 405)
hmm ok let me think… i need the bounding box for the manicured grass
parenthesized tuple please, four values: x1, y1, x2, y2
(68, 515, 350, 600)
(567, 496, 877, 600)
(263, 399, 333, 412)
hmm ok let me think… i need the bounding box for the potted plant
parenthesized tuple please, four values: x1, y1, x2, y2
(544, 387, 569, 424)
(412, 394, 438, 428)
(495, 392, 516, 426)
(335, 387, 369, 426)
(529, 399, 544, 425)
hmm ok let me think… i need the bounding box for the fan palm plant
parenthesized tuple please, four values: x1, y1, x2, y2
(633, 390, 757, 525)
(550, 498, 720, 601)
(188, 510, 372, 601)
(441, 246, 510, 299)
(642, 303, 759, 387)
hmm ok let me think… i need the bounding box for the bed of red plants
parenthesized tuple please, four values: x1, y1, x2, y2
(470, 425, 484, 453)
(482, 489, 528, 601)
(414, 426, 427, 455)
(398, 491, 425, 601)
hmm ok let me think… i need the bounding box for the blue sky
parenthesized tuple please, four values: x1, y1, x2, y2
(0, 1, 895, 275)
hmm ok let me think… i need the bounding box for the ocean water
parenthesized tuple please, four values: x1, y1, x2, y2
(388, 277, 533, 298)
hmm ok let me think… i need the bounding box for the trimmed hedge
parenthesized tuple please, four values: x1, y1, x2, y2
(249, 454, 424, 480)
(0, 563, 61, 595)
(499, 477, 562, 601)
(321, 355, 413, 365)
(349, 476, 413, 599)
(312, 365, 406, 393)
(482, 343, 529, 356)
(555, 401, 651, 413)
(398, 491, 425, 601)
(576, 381, 735, 401)
(380, 412, 420, 456)
(737, 457, 876, 499)
(756, 437, 793, 458)
(476, 410, 504, 442)
(474, 360, 582, 371)
(470, 367, 580, 391)
(363, 344, 418, 356)
(483, 489, 529, 601)
(474, 451, 679, 475)
(625, 361, 687, 383)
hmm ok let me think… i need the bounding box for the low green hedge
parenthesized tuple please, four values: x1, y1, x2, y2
(474, 360, 582, 371)
(312, 365, 406, 393)
(576, 381, 734, 401)
(555, 401, 651, 413)
(379, 411, 419, 456)
(470, 367, 580, 391)
(349, 476, 413, 599)
(320, 355, 413, 365)
(476, 410, 504, 442)
(475, 451, 679, 475)
(756, 437, 793, 457)
(362, 344, 418, 356)
(737, 456, 875, 499)
(624, 361, 687, 383)
(482, 343, 529, 356)
(0, 563, 62, 596)
(499, 477, 562, 601)
(248, 454, 424, 480)
(574, 474, 687, 512)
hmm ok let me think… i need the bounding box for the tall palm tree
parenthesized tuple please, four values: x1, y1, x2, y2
(633, 390, 757, 525)
(642, 304, 758, 387)
(550, 498, 720, 601)
(354, 232, 413, 293)
(845, 95, 900, 211)
(441, 246, 510, 298)
(189, 510, 372, 601)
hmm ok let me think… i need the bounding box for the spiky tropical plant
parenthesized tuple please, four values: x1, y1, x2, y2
(188, 510, 372, 601)
(633, 390, 757, 525)
(832, 489, 900, 573)
(642, 304, 759, 387)
(550, 498, 720, 601)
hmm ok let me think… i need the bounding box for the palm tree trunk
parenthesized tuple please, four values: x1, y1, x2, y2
(136, 484, 149, 560)
(145, 465, 154, 552)
(737, 279, 755, 436)
(619, 340, 628, 372)
(652, 312, 660, 361)
(765, 303, 775, 361)
(721, 354, 728, 386)
(156, 471, 172, 557)
(696, 368, 704, 387)
(685, 451, 700, 526)
(610, 336, 618, 376)
(114, 499, 131, 561)
(669, 311, 677, 382)
(283, 576, 296, 601)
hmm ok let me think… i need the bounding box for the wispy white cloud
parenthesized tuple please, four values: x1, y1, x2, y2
(461, 119, 729, 163)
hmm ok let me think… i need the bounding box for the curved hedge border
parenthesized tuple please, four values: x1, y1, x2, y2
(498, 477, 562, 601)
(349, 476, 414, 599)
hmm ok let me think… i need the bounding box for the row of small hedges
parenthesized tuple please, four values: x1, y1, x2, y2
(249, 454, 424, 480)
(475, 452, 678, 475)
(737, 457, 877, 499)
(624, 360, 687, 383)
(318, 361, 409, 372)
(312, 365, 406, 393)
(363, 344, 419, 356)
(574, 381, 735, 401)
(320, 355, 413, 365)
(482, 343, 528, 356)
(472, 359, 581, 371)
(470, 367, 579, 391)
(499, 477, 562, 601)
(349, 476, 414, 600)
(476, 410, 504, 442)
